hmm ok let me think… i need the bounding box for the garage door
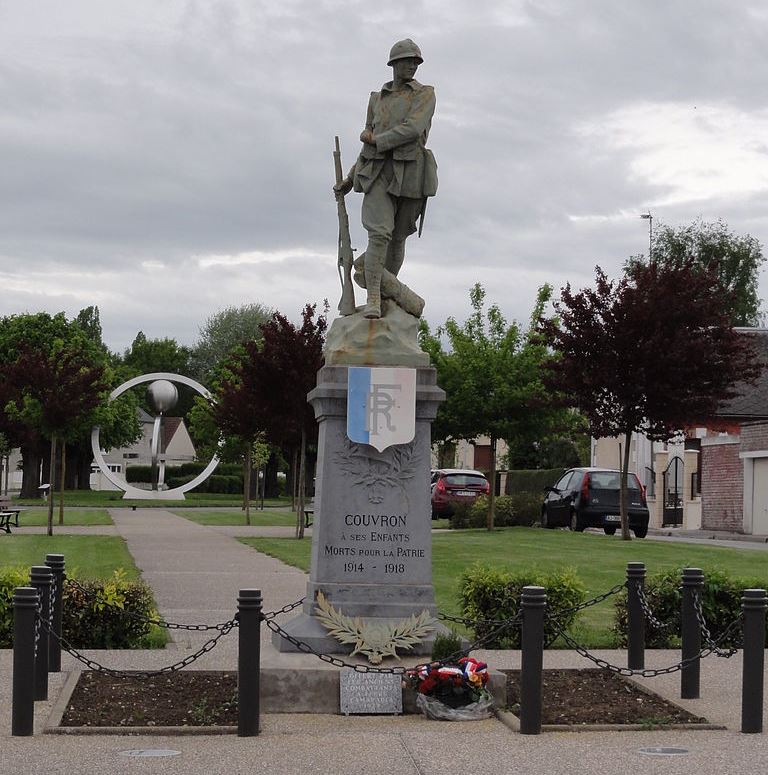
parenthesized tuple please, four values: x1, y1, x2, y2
(751, 458, 768, 535)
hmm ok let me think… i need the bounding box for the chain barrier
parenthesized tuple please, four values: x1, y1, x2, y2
(551, 620, 741, 678)
(265, 611, 522, 674)
(263, 598, 305, 620)
(39, 614, 238, 679)
(547, 582, 626, 620)
(33, 592, 41, 660)
(439, 583, 626, 631)
(692, 590, 742, 658)
(635, 582, 676, 632)
(48, 573, 58, 630)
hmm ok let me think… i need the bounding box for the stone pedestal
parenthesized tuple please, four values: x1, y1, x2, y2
(274, 364, 448, 655)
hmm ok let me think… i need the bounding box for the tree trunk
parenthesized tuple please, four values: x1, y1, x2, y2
(47, 435, 56, 536)
(243, 444, 251, 526)
(58, 441, 66, 525)
(486, 435, 497, 531)
(290, 447, 298, 511)
(263, 452, 279, 498)
(620, 430, 632, 541)
(20, 444, 42, 498)
(296, 427, 307, 540)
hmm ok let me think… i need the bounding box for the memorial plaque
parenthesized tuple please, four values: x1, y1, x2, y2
(339, 669, 403, 715)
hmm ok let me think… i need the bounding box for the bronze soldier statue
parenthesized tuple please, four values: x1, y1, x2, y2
(334, 38, 438, 320)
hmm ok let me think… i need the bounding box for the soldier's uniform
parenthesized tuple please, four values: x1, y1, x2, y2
(349, 39, 438, 318)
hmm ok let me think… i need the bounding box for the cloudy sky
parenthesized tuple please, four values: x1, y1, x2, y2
(2, 0, 768, 353)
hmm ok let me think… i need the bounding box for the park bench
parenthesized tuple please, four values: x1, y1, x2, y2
(0, 510, 20, 533)
(0, 497, 21, 533)
(303, 508, 314, 528)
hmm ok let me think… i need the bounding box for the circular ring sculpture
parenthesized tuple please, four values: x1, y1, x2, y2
(91, 372, 219, 500)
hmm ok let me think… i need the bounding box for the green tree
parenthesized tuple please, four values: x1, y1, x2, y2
(631, 218, 764, 326)
(420, 284, 563, 529)
(191, 304, 273, 382)
(540, 261, 759, 540)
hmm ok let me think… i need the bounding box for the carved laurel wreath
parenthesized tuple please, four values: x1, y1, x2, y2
(315, 591, 437, 665)
(334, 436, 421, 504)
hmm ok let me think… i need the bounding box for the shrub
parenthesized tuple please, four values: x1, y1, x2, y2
(612, 567, 768, 648)
(504, 468, 565, 496)
(431, 630, 466, 662)
(0, 567, 28, 647)
(459, 564, 586, 648)
(1, 569, 160, 649)
(61, 571, 159, 649)
(449, 495, 539, 529)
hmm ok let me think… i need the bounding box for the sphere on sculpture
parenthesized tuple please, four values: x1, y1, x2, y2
(147, 380, 178, 414)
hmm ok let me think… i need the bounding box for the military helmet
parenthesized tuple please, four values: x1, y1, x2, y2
(387, 38, 423, 66)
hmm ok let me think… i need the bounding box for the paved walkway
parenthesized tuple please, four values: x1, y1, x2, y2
(1, 509, 767, 775)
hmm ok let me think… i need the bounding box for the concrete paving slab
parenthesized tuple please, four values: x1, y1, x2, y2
(3, 507, 767, 775)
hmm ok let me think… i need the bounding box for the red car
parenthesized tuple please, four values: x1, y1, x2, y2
(431, 468, 490, 518)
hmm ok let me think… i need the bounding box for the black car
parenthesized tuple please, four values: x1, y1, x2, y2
(541, 467, 649, 538)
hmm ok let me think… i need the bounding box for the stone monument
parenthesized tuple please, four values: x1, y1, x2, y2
(276, 39, 449, 658)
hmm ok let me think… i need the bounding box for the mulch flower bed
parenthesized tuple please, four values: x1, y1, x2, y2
(502, 668, 708, 726)
(62, 667, 709, 728)
(63, 671, 238, 727)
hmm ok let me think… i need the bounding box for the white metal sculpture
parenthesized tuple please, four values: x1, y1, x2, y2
(91, 372, 219, 500)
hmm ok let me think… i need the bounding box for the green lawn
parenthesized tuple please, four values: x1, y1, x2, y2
(177, 510, 451, 529)
(13, 490, 291, 508)
(174, 509, 299, 527)
(0, 535, 141, 580)
(16, 509, 113, 526)
(240, 528, 768, 647)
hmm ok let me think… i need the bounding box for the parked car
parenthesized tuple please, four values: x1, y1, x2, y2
(541, 467, 649, 538)
(431, 468, 490, 518)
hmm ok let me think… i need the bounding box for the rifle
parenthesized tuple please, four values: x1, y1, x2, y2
(333, 136, 356, 316)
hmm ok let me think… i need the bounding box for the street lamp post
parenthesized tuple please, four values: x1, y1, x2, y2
(640, 212, 653, 264)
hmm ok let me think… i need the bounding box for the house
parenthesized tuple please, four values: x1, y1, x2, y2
(592, 328, 768, 534)
(92, 408, 196, 490)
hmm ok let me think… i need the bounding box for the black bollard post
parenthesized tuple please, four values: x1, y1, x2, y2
(626, 562, 646, 670)
(680, 567, 703, 699)
(741, 588, 767, 733)
(45, 554, 65, 673)
(520, 585, 546, 735)
(238, 589, 262, 737)
(12, 587, 38, 736)
(29, 566, 52, 701)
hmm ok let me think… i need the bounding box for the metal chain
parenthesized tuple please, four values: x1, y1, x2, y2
(552, 621, 738, 677)
(33, 592, 42, 660)
(264, 612, 521, 674)
(547, 582, 626, 620)
(692, 590, 742, 657)
(41, 616, 237, 678)
(65, 577, 237, 632)
(48, 573, 58, 630)
(635, 582, 676, 632)
(439, 584, 626, 630)
(262, 598, 305, 621)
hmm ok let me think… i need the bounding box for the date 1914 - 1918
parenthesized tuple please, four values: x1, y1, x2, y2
(344, 562, 406, 574)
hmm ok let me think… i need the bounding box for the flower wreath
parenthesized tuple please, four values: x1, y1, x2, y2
(406, 657, 490, 708)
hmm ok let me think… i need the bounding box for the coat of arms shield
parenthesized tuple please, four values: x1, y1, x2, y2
(347, 367, 417, 452)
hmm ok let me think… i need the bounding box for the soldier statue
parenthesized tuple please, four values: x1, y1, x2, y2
(334, 38, 438, 320)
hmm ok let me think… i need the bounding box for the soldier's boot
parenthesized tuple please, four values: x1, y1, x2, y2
(384, 239, 406, 276)
(363, 239, 387, 319)
(355, 245, 424, 317)
(380, 273, 425, 317)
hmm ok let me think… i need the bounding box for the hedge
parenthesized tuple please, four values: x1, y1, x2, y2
(504, 468, 565, 495)
(612, 567, 768, 648)
(449, 494, 541, 529)
(1, 568, 159, 649)
(126, 462, 243, 484)
(459, 564, 585, 648)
